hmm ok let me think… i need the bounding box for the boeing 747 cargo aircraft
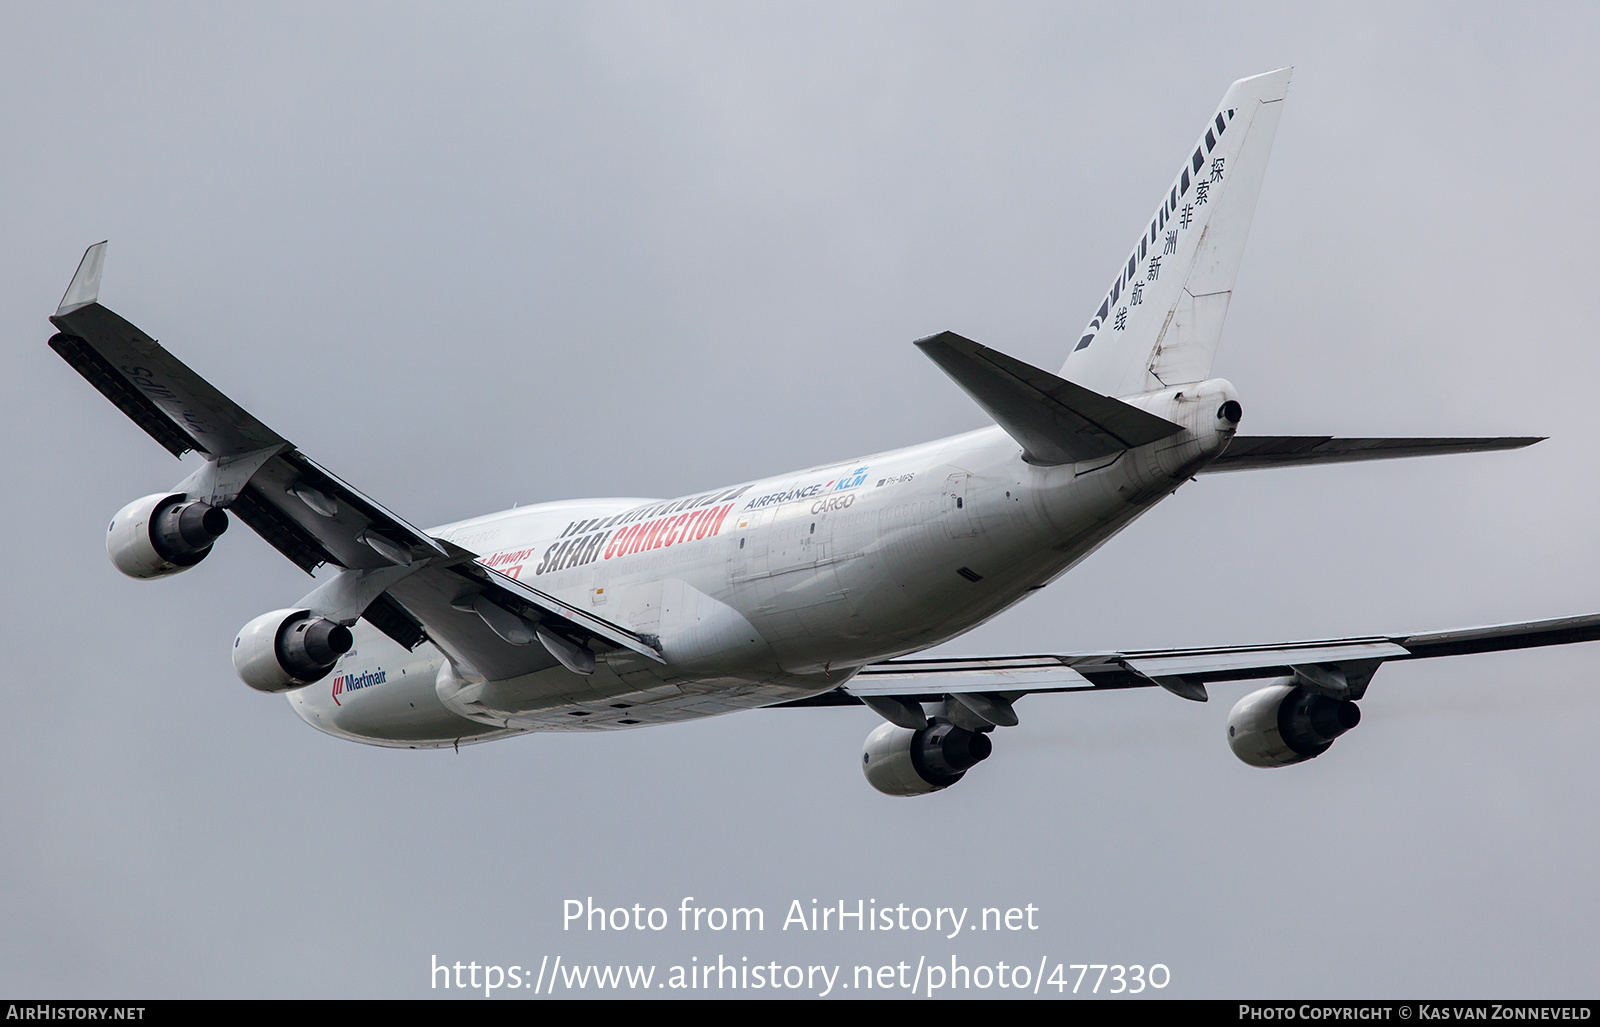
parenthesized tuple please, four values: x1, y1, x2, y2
(50, 69, 1600, 794)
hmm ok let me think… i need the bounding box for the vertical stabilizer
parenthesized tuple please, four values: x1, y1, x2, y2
(1061, 69, 1290, 397)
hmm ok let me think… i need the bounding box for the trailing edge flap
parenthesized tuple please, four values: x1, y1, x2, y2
(849, 655, 1092, 696)
(377, 557, 666, 683)
(1202, 435, 1543, 472)
(456, 562, 665, 665)
(915, 331, 1182, 465)
(815, 612, 1600, 704)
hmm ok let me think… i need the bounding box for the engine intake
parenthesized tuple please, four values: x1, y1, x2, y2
(233, 609, 354, 693)
(861, 718, 993, 796)
(107, 493, 228, 579)
(1227, 681, 1361, 768)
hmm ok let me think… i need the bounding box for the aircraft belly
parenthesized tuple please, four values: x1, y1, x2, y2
(441, 655, 835, 731)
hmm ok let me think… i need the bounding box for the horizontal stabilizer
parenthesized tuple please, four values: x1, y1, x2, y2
(1202, 435, 1542, 473)
(916, 331, 1183, 465)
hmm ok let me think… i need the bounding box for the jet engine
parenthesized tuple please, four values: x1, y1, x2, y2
(1226, 681, 1361, 768)
(233, 608, 353, 692)
(106, 492, 229, 579)
(861, 718, 993, 796)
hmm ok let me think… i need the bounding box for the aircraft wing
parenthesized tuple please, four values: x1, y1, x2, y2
(1201, 435, 1542, 472)
(795, 613, 1600, 707)
(48, 243, 662, 681)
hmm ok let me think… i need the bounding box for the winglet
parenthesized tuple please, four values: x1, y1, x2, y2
(57, 241, 107, 316)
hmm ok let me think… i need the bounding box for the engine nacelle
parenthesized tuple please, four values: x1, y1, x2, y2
(861, 718, 993, 796)
(233, 608, 354, 693)
(1227, 681, 1362, 768)
(107, 493, 229, 579)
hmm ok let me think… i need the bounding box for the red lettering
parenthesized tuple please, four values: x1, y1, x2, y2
(663, 512, 688, 546)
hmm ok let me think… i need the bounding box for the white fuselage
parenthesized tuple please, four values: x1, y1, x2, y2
(289, 379, 1239, 747)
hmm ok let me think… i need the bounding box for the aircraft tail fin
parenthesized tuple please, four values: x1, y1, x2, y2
(1061, 69, 1291, 397)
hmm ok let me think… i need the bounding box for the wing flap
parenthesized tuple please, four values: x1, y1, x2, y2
(453, 563, 665, 664)
(223, 451, 443, 573)
(848, 655, 1091, 696)
(360, 593, 428, 651)
(229, 482, 339, 573)
(48, 332, 198, 457)
(1120, 641, 1408, 679)
(375, 558, 665, 683)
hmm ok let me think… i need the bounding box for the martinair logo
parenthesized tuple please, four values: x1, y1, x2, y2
(331, 667, 386, 706)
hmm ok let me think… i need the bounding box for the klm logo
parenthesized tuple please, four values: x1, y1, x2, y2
(834, 467, 869, 491)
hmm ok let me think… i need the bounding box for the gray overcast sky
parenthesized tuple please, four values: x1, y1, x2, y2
(4, 1, 1600, 999)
